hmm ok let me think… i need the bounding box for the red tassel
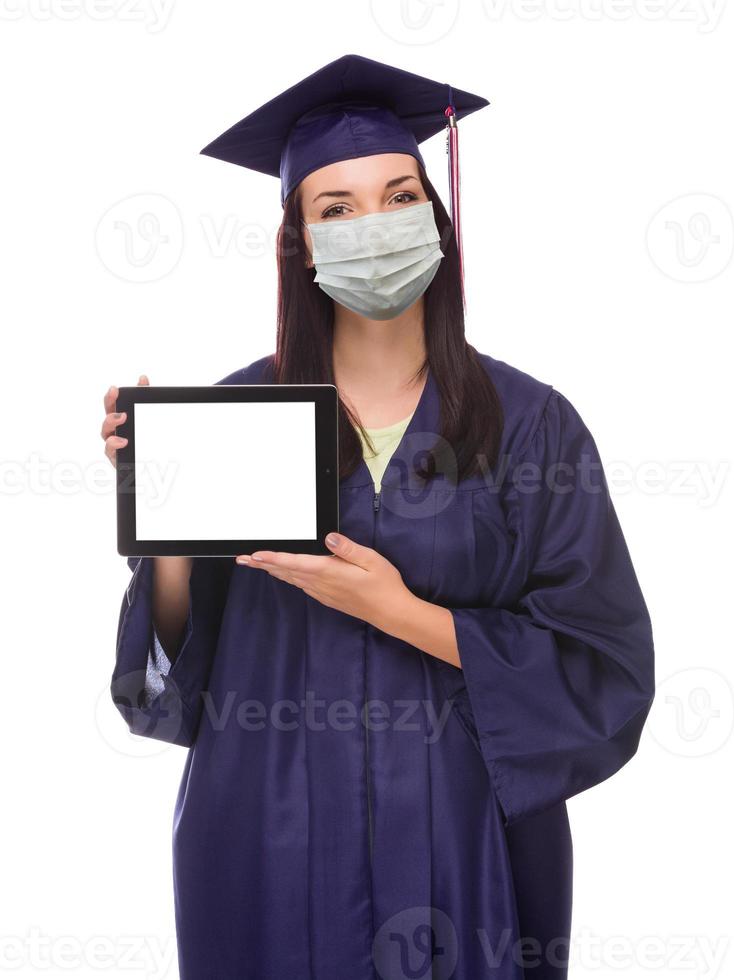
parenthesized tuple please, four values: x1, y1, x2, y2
(444, 104, 465, 311)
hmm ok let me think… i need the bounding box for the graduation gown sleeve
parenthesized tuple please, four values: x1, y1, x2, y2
(449, 388, 656, 826)
(110, 554, 232, 747)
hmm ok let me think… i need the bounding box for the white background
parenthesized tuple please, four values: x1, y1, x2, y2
(1, 1, 732, 977)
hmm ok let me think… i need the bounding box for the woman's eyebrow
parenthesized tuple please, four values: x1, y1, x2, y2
(312, 189, 354, 203)
(385, 174, 418, 190)
(311, 174, 418, 204)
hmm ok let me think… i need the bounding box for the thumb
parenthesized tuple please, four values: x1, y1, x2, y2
(324, 532, 377, 570)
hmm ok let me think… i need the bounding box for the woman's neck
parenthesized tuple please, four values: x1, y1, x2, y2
(331, 299, 428, 427)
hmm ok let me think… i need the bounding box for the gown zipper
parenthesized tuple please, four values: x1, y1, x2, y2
(365, 487, 381, 865)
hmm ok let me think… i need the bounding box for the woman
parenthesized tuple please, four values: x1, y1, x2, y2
(101, 55, 655, 980)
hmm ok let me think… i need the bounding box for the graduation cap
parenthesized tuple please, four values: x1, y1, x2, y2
(200, 53, 490, 304)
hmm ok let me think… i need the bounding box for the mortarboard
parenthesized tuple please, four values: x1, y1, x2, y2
(200, 54, 489, 303)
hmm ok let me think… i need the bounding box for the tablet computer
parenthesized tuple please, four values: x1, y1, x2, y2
(115, 384, 339, 557)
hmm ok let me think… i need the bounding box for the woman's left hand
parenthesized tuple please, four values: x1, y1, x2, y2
(235, 533, 413, 633)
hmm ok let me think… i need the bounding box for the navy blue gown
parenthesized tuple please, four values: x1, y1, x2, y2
(111, 350, 655, 980)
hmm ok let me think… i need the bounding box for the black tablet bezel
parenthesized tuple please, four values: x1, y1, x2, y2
(115, 384, 339, 557)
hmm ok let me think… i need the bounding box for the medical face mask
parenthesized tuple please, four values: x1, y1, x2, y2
(304, 200, 444, 320)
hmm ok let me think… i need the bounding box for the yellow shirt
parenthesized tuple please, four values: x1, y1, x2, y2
(357, 411, 414, 493)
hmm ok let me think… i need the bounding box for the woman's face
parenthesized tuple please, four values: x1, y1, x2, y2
(299, 152, 428, 261)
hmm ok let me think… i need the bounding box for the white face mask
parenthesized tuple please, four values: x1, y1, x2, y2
(304, 200, 444, 320)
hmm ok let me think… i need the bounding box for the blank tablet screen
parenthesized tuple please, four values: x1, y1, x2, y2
(115, 383, 338, 557)
(133, 400, 317, 541)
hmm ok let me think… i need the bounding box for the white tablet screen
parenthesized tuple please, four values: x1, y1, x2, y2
(133, 401, 316, 541)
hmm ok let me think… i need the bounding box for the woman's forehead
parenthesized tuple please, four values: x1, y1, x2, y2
(300, 154, 423, 198)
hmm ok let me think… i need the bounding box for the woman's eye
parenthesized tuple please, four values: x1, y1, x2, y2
(320, 192, 418, 219)
(321, 203, 352, 219)
(389, 192, 419, 206)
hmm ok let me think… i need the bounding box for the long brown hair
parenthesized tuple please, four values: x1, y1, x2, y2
(272, 165, 504, 485)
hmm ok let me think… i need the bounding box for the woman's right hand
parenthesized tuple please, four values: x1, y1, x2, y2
(101, 374, 149, 469)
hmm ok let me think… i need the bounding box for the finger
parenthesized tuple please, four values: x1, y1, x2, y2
(323, 533, 378, 571)
(106, 434, 128, 448)
(105, 434, 128, 465)
(103, 385, 118, 415)
(138, 375, 150, 386)
(100, 410, 127, 440)
(240, 558, 312, 589)
(248, 551, 329, 574)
